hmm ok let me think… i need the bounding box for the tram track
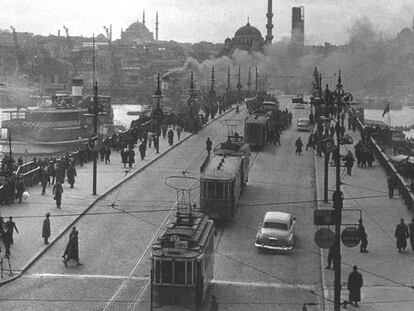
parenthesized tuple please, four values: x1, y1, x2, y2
(103, 110, 248, 310)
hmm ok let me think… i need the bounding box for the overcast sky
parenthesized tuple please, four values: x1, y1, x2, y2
(0, 0, 413, 44)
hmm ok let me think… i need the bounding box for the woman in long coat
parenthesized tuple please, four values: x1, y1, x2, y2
(121, 148, 128, 168)
(347, 265, 363, 306)
(63, 230, 81, 266)
(395, 218, 409, 252)
(67, 164, 77, 188)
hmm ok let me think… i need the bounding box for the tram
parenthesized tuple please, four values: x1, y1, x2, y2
(151, 177, 215, 310)
(200, 134, 250, 221)
(244, 114, 270, 149)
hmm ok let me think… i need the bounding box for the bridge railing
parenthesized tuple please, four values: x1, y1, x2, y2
(352, 110, 414, 209)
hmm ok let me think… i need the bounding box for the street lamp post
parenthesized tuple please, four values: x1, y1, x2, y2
(92, 81, 98, 195)
(152, 73, 162, 154)
(333, 71, 345, 311)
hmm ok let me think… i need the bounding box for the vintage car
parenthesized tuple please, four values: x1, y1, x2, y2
(255, 211, 296, 251)
(297, 118, 310, 132)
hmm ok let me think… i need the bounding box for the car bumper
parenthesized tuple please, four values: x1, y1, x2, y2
(255, 242, 293, 251)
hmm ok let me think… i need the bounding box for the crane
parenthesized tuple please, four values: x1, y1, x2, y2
(63, 26, 77, 76)
(10, 26, 24, 74)
(104, 25, 121, 90)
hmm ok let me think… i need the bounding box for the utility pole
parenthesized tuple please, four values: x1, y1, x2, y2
(92, 35, 98, 196)
(255, 67, 259, 94)
(237, 65, 242, 105)
(152, 73, 162, 154)
(8, 133, 12, 175)
(333, 71, 344, 311)
(247, 67, 252, 95)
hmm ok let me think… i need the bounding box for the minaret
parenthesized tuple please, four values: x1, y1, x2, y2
(143, 9, 146, 25)
(156, 11, 159, 41)
(265, 0, 274, 44)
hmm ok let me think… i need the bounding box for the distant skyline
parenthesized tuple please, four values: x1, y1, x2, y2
(0, 0, 413, 44)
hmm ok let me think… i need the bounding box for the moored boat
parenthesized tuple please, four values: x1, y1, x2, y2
(0, 79, 114, 156)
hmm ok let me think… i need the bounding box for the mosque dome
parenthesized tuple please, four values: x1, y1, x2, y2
(121, 20, 154, 42)
(234, 23, 263, 40)
(125, 21, 149, 33)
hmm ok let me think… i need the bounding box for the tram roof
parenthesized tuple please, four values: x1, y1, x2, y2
(214, 136, 250, 157)
(245, 114, 269, 124)
(201, 155, 241, 180)
(151, 213, 214, 258)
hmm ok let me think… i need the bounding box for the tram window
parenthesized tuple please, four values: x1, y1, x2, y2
(174, 261, 185, 284)
(155, 260, 161, 283)
(186, 261, 193, 284)
(161, 260, 173, 283)
(207, 182, 215, 198)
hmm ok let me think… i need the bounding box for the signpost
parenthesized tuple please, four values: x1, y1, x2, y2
(341, 227, 360, 247)
(152, 108, 163, 122)
(314, 228, 335, 249)
(314, 210, 336, 226)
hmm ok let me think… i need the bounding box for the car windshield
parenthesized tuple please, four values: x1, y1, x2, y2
(298, 119, 309, 124)
(263, 222, 288, 230)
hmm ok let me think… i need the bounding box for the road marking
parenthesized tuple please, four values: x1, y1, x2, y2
(23, 273, 150, 281)
(212, 279, 317, 290)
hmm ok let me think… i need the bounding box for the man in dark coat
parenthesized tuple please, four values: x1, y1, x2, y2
(42, 213, 51, 245)
(139, 142, 146, 160)
(53, 181, 63, 209)
(128, 148, 135, 168)
(168, 129, 174, 146)
(395, 218, 409, 252)
(40, 167, 50, 195)
(347, 265, 363, 306)
(343, 150, 355, 176)
(387, 174, 397, 199)
(121, 148, 128, 168)
(67, 163, 77, 188)
(206, 137, 212, 157)
(15, 177, 25, 203)
(5, 216, 19, 244)
(358, 219, 368, 253)
(63, 229, 81, 266)
(294, 137, 303, 155)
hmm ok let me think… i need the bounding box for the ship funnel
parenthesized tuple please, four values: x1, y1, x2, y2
(71, 78, 83, 105)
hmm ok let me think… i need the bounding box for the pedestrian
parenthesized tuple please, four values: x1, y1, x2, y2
(40, 167, 49, 195)
(358, 219, 368, 253)
(209, 295, 218, 311)
(147, 131, 153, 148)
(387, 173, 397, 199)
(206, 137, 212, 157)
(5, 216, 19, 245)
(343, 150, 355, 176)
(104, 145, 111, 164)
(139, 141, 146, 160)
(15, 176, 25, 203)
(305, 133, 314, 150)
(395, 218, 409, 252)
(347, 265, 363, 307)
(62, 229, 81, 266)
(409, 218, 414, 251)
(168, 129, 174, 146)
(121, 147, 128, 168)
(42, 213, 51, 245)
(274, 130, 281, 146)
(236, 104, 239, 114)
(128, 148, 135, 168)
(53, 181, 63, 209)
(177, 126, 182, 141)
(67, 163, 77, 188)
(294, 137, 303, 155)
(325, 245, 335, 270)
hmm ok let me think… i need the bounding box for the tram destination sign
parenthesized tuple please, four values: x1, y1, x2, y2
(341, 226, 360, 248)
(314, 209, 336, 226)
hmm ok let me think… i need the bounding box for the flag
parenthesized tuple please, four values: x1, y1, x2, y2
(382, 103, 390, 117)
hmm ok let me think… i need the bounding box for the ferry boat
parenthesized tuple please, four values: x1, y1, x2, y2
(0, 79, 114, 156)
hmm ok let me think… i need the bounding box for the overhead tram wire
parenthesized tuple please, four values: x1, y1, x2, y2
(5, 194, 391, 220)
